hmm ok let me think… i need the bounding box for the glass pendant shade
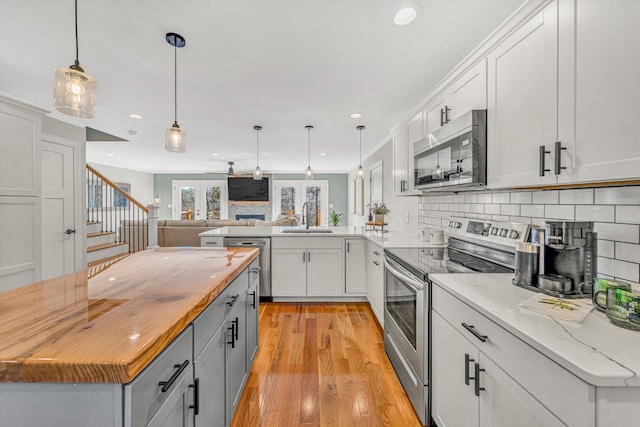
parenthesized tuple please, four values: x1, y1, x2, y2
(305, 166, 314, 180)
(53, 66, 97, 118)
(357, 165, 364, 178)
(165, 123, 186, 153)
(254, 166, 262, 180)
(356, 125, 365, 181)
(305, 125, 314, 180)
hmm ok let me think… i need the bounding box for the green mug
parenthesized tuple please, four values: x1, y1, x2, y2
(601, 288, 640, 331)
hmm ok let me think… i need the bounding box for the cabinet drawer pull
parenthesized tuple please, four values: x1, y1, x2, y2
(464, 353, 475, 386)
(250, 266, 261, 274)
(205, 241, 219, 245)
(373, 251, 380, 256)
(189, 378, 200, 415)
(227, 294, 239, 307)
(232, 317, 239, 341)
(462, 322, 487, 342)
(373, 260, 380, 266)
(159, 360, 189, 393)
(249, 291, 256, 309)
(474, 362, 486, 396)
(539, 145, 551, 176)
(554, 141, 567, 175)
(228, 324, 235, 348)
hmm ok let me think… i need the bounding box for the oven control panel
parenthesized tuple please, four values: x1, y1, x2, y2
(445, 217, 530, 251)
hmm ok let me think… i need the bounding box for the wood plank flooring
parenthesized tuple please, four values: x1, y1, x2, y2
(231, 302, 423, 427)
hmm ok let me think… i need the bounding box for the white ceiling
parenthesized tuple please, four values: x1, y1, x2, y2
(0, 0, 524, 174)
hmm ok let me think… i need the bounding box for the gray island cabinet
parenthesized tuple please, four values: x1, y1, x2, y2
(0, 250, 259, 427)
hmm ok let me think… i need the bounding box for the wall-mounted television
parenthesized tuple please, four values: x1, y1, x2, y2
(227, 177, 269, 202)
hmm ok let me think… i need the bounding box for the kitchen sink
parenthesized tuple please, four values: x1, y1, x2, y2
(280, 228, 333, 233)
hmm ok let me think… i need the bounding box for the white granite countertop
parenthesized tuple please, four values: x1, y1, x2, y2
(430, 273, 640, 388)
(200, 226, 441, 249)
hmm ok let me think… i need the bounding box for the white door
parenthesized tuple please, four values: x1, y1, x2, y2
(557, 0, 640, 184)
(273, 180, 329, 226)
(306, 248, 343, 296)
(41, 139, 77, 280)
(486, 1, 558, 188)
(271, 248, 307, 296)
(172, 181, 227, 220)
(478, 354, 564, 427)
(432, 311, 480, 427)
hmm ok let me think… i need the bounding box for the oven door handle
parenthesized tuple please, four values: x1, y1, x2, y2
(384, 257, 424, 292)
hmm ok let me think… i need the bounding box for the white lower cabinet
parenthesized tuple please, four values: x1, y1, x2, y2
(271, 237, 343, 297)
(432, 284, 595, 427)
(146, 364, 195, 427)
(226, 291, 248, 423)
(345, 238, 367, 294)
(366, 242, 384, 326)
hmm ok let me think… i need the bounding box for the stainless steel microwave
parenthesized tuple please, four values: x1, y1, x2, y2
(413, 110, 487, 191)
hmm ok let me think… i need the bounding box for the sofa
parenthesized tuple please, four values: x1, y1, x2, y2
(119, 216, 300, 250)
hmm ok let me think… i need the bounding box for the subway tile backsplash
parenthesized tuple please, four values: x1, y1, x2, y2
(419, 186, 640, 285)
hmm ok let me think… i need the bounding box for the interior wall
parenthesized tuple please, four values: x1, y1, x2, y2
(153, 173, 348, 220)
(88, 162, 155, 206)
(348, 140, 419, 234)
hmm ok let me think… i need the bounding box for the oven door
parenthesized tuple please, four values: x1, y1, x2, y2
(384, 256, 426, 381)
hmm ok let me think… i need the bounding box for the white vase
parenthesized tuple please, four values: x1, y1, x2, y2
(375, 214, 384, 223)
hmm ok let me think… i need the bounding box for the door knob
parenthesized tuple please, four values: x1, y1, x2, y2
(65, 229, 76, 234)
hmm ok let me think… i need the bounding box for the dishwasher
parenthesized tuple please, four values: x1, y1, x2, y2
(224, 237, 271, 302)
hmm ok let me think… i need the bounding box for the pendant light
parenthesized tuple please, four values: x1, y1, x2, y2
(253, 125, 263, 180)
(165, 32, 186, 153)
(305, 125, 314, 180)
(434, 149, 442, 179)
(227, 162, 235, 175)
(53, 0, 97, 119)
(356, 125, 365, 180)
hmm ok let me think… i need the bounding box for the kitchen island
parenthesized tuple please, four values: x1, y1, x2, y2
(0, 247, 259, 426)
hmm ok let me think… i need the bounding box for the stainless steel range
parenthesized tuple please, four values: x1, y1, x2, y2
(383, 217, 530, 426)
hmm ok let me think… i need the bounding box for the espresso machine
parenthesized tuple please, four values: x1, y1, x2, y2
(542, 221, 597, 297)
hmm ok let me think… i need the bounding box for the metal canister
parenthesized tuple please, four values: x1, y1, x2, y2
(513, 242, 540, 286)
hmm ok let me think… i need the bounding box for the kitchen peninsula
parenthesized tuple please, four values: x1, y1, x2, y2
(0, 247, 259, 427)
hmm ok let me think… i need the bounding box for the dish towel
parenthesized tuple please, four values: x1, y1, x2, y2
(519, 294, 594, 323)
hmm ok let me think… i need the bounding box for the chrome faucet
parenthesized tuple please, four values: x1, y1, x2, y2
(302, 202, 310, 229)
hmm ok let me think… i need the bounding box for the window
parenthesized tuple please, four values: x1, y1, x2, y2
(273, 180, 329, 226)
(172, 180, 228, 220)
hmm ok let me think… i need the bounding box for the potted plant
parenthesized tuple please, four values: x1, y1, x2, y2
(329, 210, 344, 226)
(368, 201, 390, 223)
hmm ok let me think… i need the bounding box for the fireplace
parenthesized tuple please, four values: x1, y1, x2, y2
(236, 214, 265, 221)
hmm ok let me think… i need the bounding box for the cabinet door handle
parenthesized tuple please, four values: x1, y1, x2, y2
(249, 291, 256, 309)
(303, 251, 306, 263)
(554, 141, 567, 175)
(474, 362, 486, 396)
(347, 242, 350, 253)
(440, 108, 445, 127)
(462, 322, 488, 342)
(444, 106, 451, 124)
(373, 260, 380, 266)
(307, 251, 311, 262)
(250, 266, 261, 274)
(189, 378, 200, 415)
(228, 324, 235, 348)
(373, 251, 380, 256)
(159, 360, 190, 392)
(227, 294, 239, 307)
(539, 145, 551, 176)
(65, 229, 76, 235)
(464, 353, 475, 386)
(232, 317, 239, 341)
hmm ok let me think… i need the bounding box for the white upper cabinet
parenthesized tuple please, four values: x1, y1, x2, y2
(392, 111, 423, 195)
(425, 60, 487, 136)
(486, 1, 559, 188)
(557, 0, 640, 184)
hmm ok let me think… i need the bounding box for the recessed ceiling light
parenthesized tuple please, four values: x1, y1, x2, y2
(128, 113, 143, 119)
(393, 4, 421, 26)
(320, 153, 327, 156)
(107, 153, 115, 157)
(211, 153, 219, 156)
(127, 130, 138, 136)
(350, 112, 363, 119)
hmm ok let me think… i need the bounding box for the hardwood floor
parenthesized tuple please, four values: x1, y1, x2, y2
(231, 302, 423, 427)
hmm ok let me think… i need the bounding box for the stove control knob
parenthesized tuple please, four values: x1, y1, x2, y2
(509, 230, 520, 239)
(454, 221, 461, 228)
(490, 227, 498, 235)
(500, 228, 509, 237)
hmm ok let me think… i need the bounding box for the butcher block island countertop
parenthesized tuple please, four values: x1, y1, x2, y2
(0, 247, 258, 384)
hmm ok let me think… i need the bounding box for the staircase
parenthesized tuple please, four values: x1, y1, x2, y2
(85, 165, 151, 277)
